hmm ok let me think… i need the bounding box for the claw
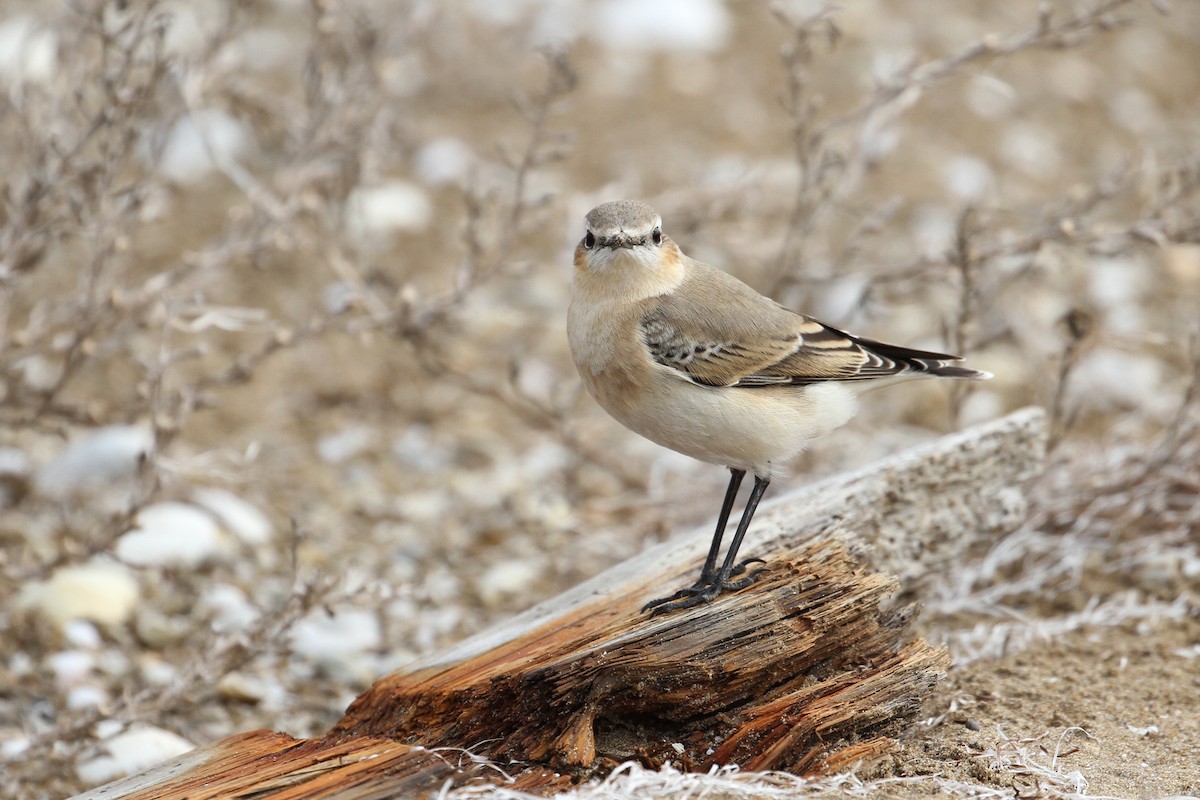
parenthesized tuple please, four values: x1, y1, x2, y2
(728, 557, 767, 577)
(642, 563, 770, 616)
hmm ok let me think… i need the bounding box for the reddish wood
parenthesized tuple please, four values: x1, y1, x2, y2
(336, 539, 949, 775)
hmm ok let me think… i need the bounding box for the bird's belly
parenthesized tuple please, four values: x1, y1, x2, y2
(598, 375, 858, 477)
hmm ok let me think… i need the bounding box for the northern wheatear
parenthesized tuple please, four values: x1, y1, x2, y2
(568, 200, 992, 615)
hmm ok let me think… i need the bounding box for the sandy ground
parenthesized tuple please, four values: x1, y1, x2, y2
(891, 619, 1200, 798)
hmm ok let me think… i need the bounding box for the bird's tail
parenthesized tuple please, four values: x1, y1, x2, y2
(854, 337, 993, 380)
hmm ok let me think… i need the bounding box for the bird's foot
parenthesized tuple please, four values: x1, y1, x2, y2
(641, 559, 769, 616)
(729, 557, 766, 577)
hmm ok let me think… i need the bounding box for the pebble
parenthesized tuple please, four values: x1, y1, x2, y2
(591, 0, 729, 52)
(139, 656, 178, 686)
(157, 109, 254, 185)
(940, 155, 994, 201)
(76, 726, 196, 785)
(134, 609, 193, 649)
(35, 426, 153, 497)
(199, 584, 260, 633)
(345, 182, 432, 238)
(216, 672, 268, 705)
(67, 685, 108, 710)
(391, 426, 453, 471)
(48, 650, 95, 686)
(290, 608, 381, 679)
(116, 502, 223, 568)
(0, 16, 56, 84)
(0, 446, 31, 506)
(1070, 348, 1163, 412)
(1, 735, 30, 758)
(21, 561, 140, 627)
(63, 620, 103, 649)
(477, 558, 542, 605)
(413, 137, 474, 186)
(192, 488, 272, 546)
(317, 425, 375, 464)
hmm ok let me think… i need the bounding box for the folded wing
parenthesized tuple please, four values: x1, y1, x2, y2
(640, 261, 988, 388)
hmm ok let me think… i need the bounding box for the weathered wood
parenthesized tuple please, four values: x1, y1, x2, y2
(74, 408, 1048, 800)
(338, 539, 949, 772)
(75, 730, 568, 800)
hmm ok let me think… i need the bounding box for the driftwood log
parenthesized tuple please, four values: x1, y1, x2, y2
(77, 407, 1047, 800)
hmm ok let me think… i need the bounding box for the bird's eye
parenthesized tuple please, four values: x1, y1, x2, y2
(583, 231, 595, 249)
(652, 227, 663, 246)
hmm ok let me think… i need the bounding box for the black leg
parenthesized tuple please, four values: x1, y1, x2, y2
(698, 468, 744, 584)
(710, 474, 771, 588)
(643, 472, 772, 615)
(642, 468, 744, 613)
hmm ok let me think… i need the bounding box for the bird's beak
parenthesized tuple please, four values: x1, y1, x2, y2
(601, 234, 635, 249)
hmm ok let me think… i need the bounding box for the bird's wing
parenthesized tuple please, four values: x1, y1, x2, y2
(639, 260, 974, 388)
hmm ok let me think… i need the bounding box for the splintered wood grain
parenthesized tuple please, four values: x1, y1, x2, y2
(336, 538, 949, 774)
(75, 730, 567, 800)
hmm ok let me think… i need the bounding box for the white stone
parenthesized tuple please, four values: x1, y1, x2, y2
(414, 138, 474, 186)
(192, 488, 272, 545)
(591, 0, 729, 52)
(139, 656, 178, 686)
(317, 425, 375, 464)
(345, 182, 432, 237)
(0, 447, 30, 477)
(157, 109, 254, 185)
(0, 446, 31, 507)
(1000, 124, 1061, 178)
(14, 354, 59, 392)
(478, 558, 542, 604)
(77, 726, 196, 785)
(940, 155, 993, 200)
(67, 685, 108, 710)
(1, 736, 30, 758)
(48, 650, 95, 685)
(36, 425, 154, 497)
(957, 389, 1004, 428)
(215, 672, 284, 706)
(199, 584, 260, 632)
(162, 0, 224, 57)
(1089, 257, 1145, 312)
(63, 620, 103, 649)
(391, 425, 452, 471)
(1071, 348, 1163, 411)
(0, 17, 56, 85)
(21, 561, 140, 627)
(290, 609, 381, 664)
(220, 27, 294, 72)
(116, 502, 223, 568)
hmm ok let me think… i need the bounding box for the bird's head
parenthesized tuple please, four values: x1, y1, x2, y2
(574, 201, 683, 298)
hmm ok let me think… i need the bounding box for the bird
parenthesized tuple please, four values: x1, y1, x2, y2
(567, 200, 992, 615)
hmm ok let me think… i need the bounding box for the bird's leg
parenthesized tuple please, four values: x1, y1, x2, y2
(644, 474, 771, 615)
(709, 474, 771, 591)
(642, 469, 744, 612)
(698, 468, 744, 585)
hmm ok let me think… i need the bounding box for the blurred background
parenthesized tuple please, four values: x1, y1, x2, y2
(1, 0, 1198, 796)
